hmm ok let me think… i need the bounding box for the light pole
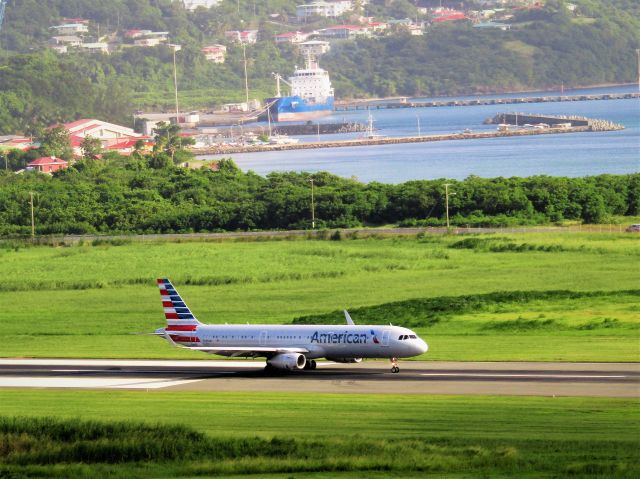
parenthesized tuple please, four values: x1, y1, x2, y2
(242, 43, 249, 105)
(29, 191, 35, 238)
(444, 183, 455, 229)
(309, 177, 315, 229)
(416, 114, 421, 136)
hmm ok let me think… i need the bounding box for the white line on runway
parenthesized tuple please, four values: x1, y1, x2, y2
(0, 377, 202, 389)
(420, 373, 628, 379)
(0, 359, 267, 368)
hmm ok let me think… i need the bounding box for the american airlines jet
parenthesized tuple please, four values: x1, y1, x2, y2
(154, 278, 428, 373)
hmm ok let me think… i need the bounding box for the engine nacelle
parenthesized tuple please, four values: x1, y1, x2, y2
(326, 357, 362, 363)
(267, 353, 306, 370)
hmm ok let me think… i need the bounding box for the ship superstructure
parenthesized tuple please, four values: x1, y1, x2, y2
(266, 56, 334, 122)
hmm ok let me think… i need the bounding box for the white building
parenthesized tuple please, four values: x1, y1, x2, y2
(181, 0, 221, 10)
(299, 40, 331, 57)
(297, 1, 354, 22)
(201, 44, 227, 63)
(80, 42, 110, 54)
(274, 31, 309, 44)
(224, 30, 258, 44)
(50, 23, 89, 35)
(49, 36, 83, 47)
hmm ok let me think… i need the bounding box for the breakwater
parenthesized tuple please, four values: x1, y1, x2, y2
(192, 123, 608, 156)
(485, 113, 624, 131)
(335, 92, 639, 111)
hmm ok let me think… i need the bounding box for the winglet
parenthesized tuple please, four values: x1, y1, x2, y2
(344, 310, 355, 325)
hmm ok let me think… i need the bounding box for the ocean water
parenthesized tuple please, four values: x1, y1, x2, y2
(200, 85, 640, 183)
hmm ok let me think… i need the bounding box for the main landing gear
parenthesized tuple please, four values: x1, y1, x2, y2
(304, 359, 317, 370)
(390, 357, 400, 373)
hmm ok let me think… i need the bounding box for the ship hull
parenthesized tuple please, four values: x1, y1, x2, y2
(266, 95, 334, 122)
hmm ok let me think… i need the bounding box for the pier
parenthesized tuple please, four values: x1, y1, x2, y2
(193, 122, 617, 156)
(334, 92, 640, 111)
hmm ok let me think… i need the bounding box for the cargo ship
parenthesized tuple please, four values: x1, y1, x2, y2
(264, 57, 334, 122)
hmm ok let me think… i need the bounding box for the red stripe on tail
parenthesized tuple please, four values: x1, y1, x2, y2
(166, 325, 198, 331)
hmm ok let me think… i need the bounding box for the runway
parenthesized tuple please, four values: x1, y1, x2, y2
(0, 359, 637, 397)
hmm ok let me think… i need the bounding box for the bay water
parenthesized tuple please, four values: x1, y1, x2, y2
(200, 85, 639, 183)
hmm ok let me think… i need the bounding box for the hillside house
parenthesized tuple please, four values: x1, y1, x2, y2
(430, 8, 467, 23)
(224, 30, 258, 44)
(49, 35, 82, 47)
(317, 24, 370, 40)
(299, 40, 330, 56)
(181, 0, 221, 10)
(27, 157, 68, 173)
(297, 1, 354, 21)
(275, 31, 309, 44)
(50, 23, 89, 35)
(201, 44, 227, 63)
(81, 42, 110, 53)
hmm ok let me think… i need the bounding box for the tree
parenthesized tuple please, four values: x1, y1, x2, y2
(38, 126, 73, 160)
(81, 136, 103, 159)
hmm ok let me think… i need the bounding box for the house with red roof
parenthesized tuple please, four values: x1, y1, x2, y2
(0, 136, 34, 151)
(431, 8, 467, 23)
(61, 119, 148, 156)
(224, 30, 258, 44)
(27, 157, 68, 173)
(201, 44, 227, 63)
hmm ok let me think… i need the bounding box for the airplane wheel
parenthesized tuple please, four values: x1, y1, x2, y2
(311, 360, 317, 370)
(391, 366, 400, 373)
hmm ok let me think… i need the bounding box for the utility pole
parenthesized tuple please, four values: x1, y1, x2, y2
(242, 43, 249, 105)
(444, 183, 453, 229)
(309, 177, 315, 229)
(29, 191, 35, 238)
(172, 46, 180, 123)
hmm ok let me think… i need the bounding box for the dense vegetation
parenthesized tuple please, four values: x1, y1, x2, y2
(1, 159, 638, 235)
(1, 395, 638, 478)
(0, 0, 637, 133)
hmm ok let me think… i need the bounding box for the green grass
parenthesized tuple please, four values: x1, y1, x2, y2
(0, 391, 638, 478)
(0, 232, 639, 360)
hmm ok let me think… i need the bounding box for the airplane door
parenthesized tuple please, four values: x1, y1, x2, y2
(259, 331, 267, 346)
(381, 330, 390, 346)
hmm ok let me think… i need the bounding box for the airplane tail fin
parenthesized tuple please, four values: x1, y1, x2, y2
(157, 278, 202, 330)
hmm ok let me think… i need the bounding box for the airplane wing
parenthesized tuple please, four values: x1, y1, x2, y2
(344, 310, 355, 325)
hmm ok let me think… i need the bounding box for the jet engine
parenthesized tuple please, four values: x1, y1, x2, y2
(326, 357, 362, 363)
(267, 353, 307, 370)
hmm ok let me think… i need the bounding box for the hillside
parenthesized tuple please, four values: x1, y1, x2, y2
(0, 0, 637, 133)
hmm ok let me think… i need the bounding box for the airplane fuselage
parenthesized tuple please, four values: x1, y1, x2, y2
(163, 324, 427, 360)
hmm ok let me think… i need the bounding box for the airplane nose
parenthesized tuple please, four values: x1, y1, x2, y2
(417, 339, 428, 354)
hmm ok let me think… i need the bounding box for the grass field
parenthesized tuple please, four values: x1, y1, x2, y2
(0, 390, 638, 478)
(1, 232, 639, 360)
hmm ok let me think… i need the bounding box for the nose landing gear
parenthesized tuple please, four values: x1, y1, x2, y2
(390, 357, 399, 373)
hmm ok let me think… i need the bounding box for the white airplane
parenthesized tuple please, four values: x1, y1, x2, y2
(154, 278, 428, 373)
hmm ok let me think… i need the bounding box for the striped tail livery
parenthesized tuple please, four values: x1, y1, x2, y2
(157, 278, 201, 344)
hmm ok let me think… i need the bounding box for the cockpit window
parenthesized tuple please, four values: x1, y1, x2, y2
(409, 335, 417, 339)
